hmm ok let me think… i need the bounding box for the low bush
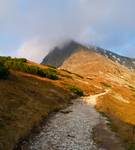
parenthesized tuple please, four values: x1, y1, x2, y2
(13, 58, 27, 63)
(5, 61, 58, 80)
(0, 56, 58, 80)
(0, 56, 27, 64)
(0, 64, 9, 79)
(66, 84, 84, 96)
(37, 68, 58, 80)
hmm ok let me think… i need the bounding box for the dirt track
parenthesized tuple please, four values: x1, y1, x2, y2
(26, 92, 125, 150)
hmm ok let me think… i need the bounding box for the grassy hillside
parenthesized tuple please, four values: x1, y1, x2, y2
(0, 57, 86, 150)
(50, 48, 135, 149)
(96, 84, 135, 149)
(0, 72, 71, 150)
(42, 41, 135, 70)
(1, 56, 135, 149)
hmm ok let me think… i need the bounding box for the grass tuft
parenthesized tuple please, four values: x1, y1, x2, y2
(66, 84, 84, 96)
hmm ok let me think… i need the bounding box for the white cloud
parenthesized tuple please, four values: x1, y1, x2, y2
(17, 38, 48, 62)
(0, 0, 135, 61)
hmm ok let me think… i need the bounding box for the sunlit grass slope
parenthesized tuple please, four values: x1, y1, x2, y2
(0, 56, 85, 150)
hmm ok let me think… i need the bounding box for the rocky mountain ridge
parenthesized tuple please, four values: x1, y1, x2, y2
(42, 41, 135, 70)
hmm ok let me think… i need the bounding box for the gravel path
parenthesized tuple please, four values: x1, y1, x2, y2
(26, 91, 124, 150)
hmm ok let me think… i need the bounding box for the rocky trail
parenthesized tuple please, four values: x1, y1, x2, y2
(24, 91, 125, 150)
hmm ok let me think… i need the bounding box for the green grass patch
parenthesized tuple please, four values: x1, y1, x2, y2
(66, 84, 84, 96)
(0, 56, 27, 64)
(0, 56, 58, 80)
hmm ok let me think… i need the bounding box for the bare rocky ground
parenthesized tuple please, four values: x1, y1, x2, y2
(25, 92, 125, 150)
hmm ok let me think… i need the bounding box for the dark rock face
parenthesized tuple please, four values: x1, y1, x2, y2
(41, 41, 87, 67)
(42, 41, 135, 70)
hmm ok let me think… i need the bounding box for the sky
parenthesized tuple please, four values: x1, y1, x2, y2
(0, 0, 135, 62)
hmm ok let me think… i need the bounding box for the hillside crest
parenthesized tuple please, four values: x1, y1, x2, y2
(42, 41, 135, 70)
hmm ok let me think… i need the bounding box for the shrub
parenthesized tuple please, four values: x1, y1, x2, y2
(38, 68, 58, 80)
(66, 84, 84, 96)
(1, 56, 58, 80)
(0, 57, 27, 66)
(5, 60, 58, 80)
(0, 64, 9, 79)
(14, 58, 27, 63)
(45, 70, 58, 80)
(0, 56, 11, 65)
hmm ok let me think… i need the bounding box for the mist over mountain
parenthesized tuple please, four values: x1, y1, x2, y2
(1, 1, 135, 149)
(42, 41, 135, 70)
(1, 0, 135, 61)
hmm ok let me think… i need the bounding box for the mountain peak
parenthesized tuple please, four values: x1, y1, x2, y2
(42, 41, 135, 70)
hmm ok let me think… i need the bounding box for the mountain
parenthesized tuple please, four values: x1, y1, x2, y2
(42, 41, 135, 70)
(41, 41, 135, 148)
(0, 43, 135, 149)
(94, 47, 135, 70)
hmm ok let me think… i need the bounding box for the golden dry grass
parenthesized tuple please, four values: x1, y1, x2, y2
(96, 85, 135, 148)
(0, 55, 135, 149)
(0, 60, 95, 150)
(58, 49, 135, 148)
(0, 71, 75, 150)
